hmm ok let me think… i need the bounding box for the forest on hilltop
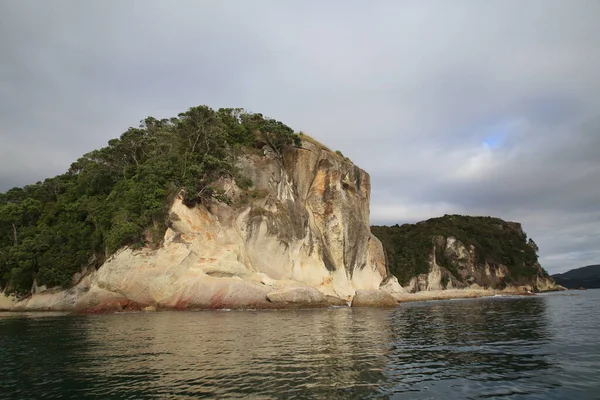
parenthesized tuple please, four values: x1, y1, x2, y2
(552, 265, 600, 289)
(372, 215, 547, 286)
(0, 106, 301, 295)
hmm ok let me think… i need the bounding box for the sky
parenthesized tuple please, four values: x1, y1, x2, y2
(1, 0, 599, 274)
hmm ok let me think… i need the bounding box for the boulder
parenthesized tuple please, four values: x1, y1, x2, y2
(266, 287, 328, 307)
(326, 295, 349, 306)
(0, 293, 16, 311)
(351, 289, 398, 307)
(379, 276, 406, 301)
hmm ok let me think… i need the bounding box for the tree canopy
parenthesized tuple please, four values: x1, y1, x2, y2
(0, 106, 300, 295)
(372, 215, 547, 285)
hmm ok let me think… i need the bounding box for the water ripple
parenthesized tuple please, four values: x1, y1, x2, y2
(1, 291, 599, 399)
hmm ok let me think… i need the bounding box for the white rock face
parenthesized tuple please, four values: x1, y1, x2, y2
(266, 287, 328, 306)
(351, 289, 397, 307)
(379, 276, 407, 301)
(0, 293, 16, 310)
(1, 141, 395, 311)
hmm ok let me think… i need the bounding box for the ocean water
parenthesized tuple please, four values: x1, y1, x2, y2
(1, 290, 599, 399)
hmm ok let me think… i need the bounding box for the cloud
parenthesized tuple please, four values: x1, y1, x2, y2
(1, 0, 599, 273)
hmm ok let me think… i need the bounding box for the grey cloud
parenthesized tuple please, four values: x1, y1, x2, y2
(1, 0, 599, 274)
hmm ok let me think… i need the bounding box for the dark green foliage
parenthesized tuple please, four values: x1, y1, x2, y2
(0, 106, 300, 295)
(372, 215, 545, 286)
(552, 264, 600, 289)
(239, 113, 302, 153)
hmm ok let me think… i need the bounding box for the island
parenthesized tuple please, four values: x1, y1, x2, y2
(0, 106, 562, 312)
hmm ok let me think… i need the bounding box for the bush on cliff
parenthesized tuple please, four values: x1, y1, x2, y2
(371, 215, 547, 286)
(0, 106, 301, 295)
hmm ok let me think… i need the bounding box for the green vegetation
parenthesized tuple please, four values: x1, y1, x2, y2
(552, 264, 600, 289)
(371, 215, 546, 285)
(0, 106, 301, 295)
(334, 150, 352, 163)
(298, 132, 333, 152)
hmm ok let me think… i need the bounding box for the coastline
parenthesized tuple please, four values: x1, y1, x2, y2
(0, 287, 565, 313)
(395, 286, 568, 303)
(395, 288, 528, 303)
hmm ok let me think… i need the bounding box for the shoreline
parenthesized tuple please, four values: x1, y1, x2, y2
(0, 288, 566, 314)
(394, 288, 534, 303)
(396, 286, 570, 303)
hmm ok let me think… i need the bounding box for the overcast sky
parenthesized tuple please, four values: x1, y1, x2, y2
(1, 0, 599, 274)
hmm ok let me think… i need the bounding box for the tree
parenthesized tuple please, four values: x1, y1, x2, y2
(528, 238, 539, 253)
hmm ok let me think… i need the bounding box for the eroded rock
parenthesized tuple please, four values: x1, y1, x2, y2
(351, 289, 398, 307)
(325, 295, 349, 306)
(3, 140, 400, 312)
(267, 287, 328, 307)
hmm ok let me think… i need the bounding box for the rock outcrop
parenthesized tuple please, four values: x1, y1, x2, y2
(351, 289, 398, 307)
(373, 215, 562, 294)
(402, 236, 558, 293)
(266, 287, 328, 308)
(1, 140, 399, 311)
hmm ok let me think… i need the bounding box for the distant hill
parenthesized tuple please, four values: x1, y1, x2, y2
(551, 265, 600, 289)
(371, 215, 557, 292)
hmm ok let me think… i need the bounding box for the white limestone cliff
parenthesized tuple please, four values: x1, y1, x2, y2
(1, 140, 402, 311)
(404, 235, 560, 293)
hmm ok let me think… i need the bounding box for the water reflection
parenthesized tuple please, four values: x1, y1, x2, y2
(0, 312, 88, 399)
(1, 294, 599, 399)
(380, 298, 560, 399)
(75, 309, 394, 399)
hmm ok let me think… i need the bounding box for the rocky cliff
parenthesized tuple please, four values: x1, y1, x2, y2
(1, 139, 402, 311)
(372, 215, 561, 293)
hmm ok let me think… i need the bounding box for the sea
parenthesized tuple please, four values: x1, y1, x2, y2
(1, 290, 599, 399)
